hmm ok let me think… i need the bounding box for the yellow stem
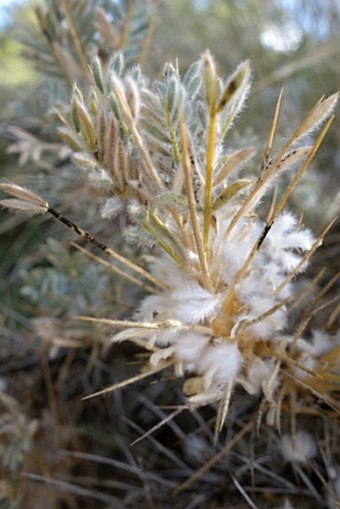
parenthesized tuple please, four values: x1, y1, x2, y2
(180, 115, 211, 289)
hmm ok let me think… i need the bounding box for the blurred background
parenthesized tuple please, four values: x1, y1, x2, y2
(0, 1, 339, 508)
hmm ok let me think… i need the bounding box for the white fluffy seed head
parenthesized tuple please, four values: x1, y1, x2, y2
(280, 431, 317, 463)
(246, 357, 277, 394)
(101, 196, 123, 219)
(174, 333, 210, 366)
(171, 283, 223, 324)
(198, 342, 243, 385)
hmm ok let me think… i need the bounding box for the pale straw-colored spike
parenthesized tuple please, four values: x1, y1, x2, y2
(235, 296, 291, 334)
(274, 352, 322, 379)
(310, 294, 340, 318)
(222, 107, 335, 244)
(287, 267, 326, 314)
(71, 242, 157, 294)
(292, 92, 339, 142)
(260, 88, 284, 170)
(263, 361, 281, 403)
(266, 185, 278, 223)
(262, 93, 337, 178)
(172, 158, 185, 194)
(110, 328, 158, 344)
(130, 407, 186, 446)
(225, 115, 335, 279)
(111, 330, 160, 352)
(325, 302, 340, 330)
(264, 115, 335, 228)
(222, 145, 311, 248)
(76, 317, 175, 329)
(53, 42, 81, 83)
(229, 473, 258, 509)
(300, 270, 339, 318)
(214, 379, 234, 445)
(81, 360, 174, 400)
(76, 315, 211, 334)
(47, 206, 167, 290)
(291, 316, 312, 349)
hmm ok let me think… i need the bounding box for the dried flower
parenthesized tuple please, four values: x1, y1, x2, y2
(280, 431, 317, 463)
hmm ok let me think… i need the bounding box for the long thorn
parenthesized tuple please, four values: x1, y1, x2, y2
(71, 242, 157, 294)
(82, 361, 174, 400)
(47, 207, 167, 290)
(260, 88, 284, 171)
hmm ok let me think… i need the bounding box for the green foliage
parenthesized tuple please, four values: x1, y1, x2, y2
(0, 393, 34, 472)
(21, 0, 157, 83)
(0, 35, 35, 87)
(19, 238, 114, 316)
